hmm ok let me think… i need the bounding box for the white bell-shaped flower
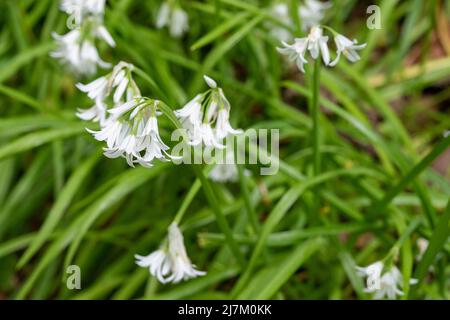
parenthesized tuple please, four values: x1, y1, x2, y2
(76, 62, 139, 125)
(135, 223, 205, 284)
(277, 26, 330, 73)
(300, 0, 332, 31)
(50, 29, 112, 76)
(175, 75, 241, 149)
(329, 33, 366, 66)
(52, 0, 114, 76)
(356, 261, 418, 300)
(91, 99, 173, 168)
(268, 1, 331, 42)
(156, 1, 189, 38)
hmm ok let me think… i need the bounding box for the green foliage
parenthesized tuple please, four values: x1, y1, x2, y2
(0, 0, 448, 300)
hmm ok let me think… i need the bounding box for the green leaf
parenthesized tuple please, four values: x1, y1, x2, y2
(238, 238, 325, 299)
(0, 125, 85, 161)
(17, 151, 101, 268)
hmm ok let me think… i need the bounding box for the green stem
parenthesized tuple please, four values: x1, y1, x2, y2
(133, 67, 168, 103)
(173, 179, 201, 225)
(312, 58, 321, 177)
(173, 167, 214, 225)
(193, 165, 246, 267)
(139, 73, 246, 267)
(310, 58, 322, 219)
(237, 164, 260, 234)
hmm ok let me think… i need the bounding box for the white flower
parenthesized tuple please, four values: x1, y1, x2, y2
(166, 223, 206, 283)
(76, 101, 107, 123)
(94, 25, 116, 47)
(277, 26, 330, 73)
(356, 261, 418, 300)
(329, 33, 366, 66)
(208, 149, 250, 183)
(77, 62, 173, 168)
(76, 75, 109, 103)
(60, 0, 84, 26)
(76, 62, 138, 124)
(209, 162, 239, 183)
(299, 0, 332, 31)
(444, 130, 450, 138)
(51, 29, 111, 76)
(175, 76, 241, 149)
(203, 75, 217, 88)
(268, 1, 331, 41)
(267, 4, 292, 42)
(156, 2, 170, 29)
(174, 94, 203, 127)
(61, 0, 106, 25)
(416, 238, 428, 261)
(83, 0, 106, 16)
(135, 223, 205, 284)
(156, 2, 189, 38)
(135, 250, 172, 283)
(215, 108, 242, 140)
(356, 261, 383, 291)
(91, 99, 174, 168)
(133, 112, 174, 168)
(306, 26, 330, 64)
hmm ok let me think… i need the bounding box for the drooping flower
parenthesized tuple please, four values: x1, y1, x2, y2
(356, 261, 383, 291)
(175, 75, 242, 149)
(268, 1, 331, 41)
(329, 33, 366, 66)
(135, 250, 172, 283)
(416, 238, 429, 261)
(299, 0, 332, 31)
(50, 28, 113, 76)
(52, 0, 115, 76)
(77, 61, 174, 168)
(277, 26, 330, 73)
(208, 149, 251, 183)
(89, 99, 174, 168)
(356, 261, 418, 300)
(135, 223, 205, 284)
(156, 1, 189, 38)
(60, 0, 106, 26)
(209, 162, 239, 183)
(76, 61, 138, 124)
(268, 3, 294, 42)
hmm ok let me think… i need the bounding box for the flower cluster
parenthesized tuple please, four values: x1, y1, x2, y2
(156, 1, 189, 38)
(268, 0, 331, 42)
(77, 61, 175, 168)
(356, 261, 418, 300)
(277, 25, 366, 72)
(76, 63, 241, 173)
(135, 223, 206, 283)
(51, 0, 115, 76)
(175, 76, 242, 149)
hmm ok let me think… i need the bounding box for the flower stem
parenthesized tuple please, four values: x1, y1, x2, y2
(312, 58, 321, 178)
(193, 165, 246, 267)
(311, 59, 321, 217)
(173, 179, 202, 225)
(237, 164, 260, 234)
